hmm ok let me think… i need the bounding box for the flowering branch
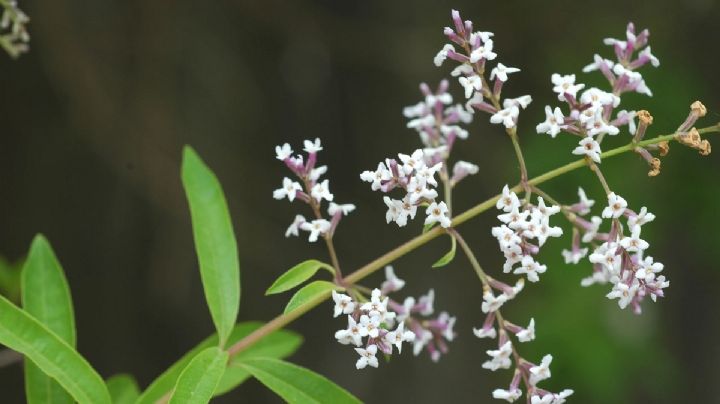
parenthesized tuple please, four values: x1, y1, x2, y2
(222, 123, 719, 362)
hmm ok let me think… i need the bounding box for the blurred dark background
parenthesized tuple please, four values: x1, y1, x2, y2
(1, 0, 719, 403)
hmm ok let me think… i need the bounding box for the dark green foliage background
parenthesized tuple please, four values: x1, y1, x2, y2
(1, 0, 719, 402)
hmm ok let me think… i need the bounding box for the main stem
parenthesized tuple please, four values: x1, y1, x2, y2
(154, 125, 720, 402)
(224, 128, 716, 357)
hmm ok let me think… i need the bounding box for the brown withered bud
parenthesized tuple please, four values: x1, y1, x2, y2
(648, 158, 661, 177)
(699, 139, 712, 156)
(691, 101, 707, 118)
(637, 110, 654, 125)
(657, 141, 670, 156)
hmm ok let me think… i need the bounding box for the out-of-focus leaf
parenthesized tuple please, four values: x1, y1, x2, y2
(181, 146, 241, 347)
(431, 235, 456, 268)
(0, 255, 23, 303)
(168, 347, 228, 404)
(283, 281, 339, 315)
(106, 374, 140, 404)
(266, 260, 335, 295)
(21, 235, 76, 404)
(237, 358, 361, 404)
(135, 322, 302, 403)
(0, 294, 110, 404)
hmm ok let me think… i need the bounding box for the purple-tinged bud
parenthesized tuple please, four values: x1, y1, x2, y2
(451, 10, 464, 36)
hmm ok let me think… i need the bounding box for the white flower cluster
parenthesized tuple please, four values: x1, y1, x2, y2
(475, 306, 572, 402)
(536, 22, 660, 163)
(0, 0, 30, 58)
(403, 80, 473, 149)
(360, 149, 452, 228)
(434, 9, 531, 130)
(332, 267, 457, 367)
(491, 185, 563, 283)
(273, 139, 355, 242)
(563, 189, 669, 314)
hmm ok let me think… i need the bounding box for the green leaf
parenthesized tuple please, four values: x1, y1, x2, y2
(237, 358, 360, 404)
(136, 322, 302, 403)
(431, 235, 456, 268)
(106, 374, 140, 404)
(181, 146, 241, 347)
(283, 281, 339, 315)
(0, 294, 110, 404)
(169, 347, 228, 404)
(266, 260, 335, 295)
(21, 235, 76, 404)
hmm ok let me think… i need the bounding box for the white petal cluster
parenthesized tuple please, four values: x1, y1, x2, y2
(537, 22, 661, 163)
(565, 189, 668, 313)
(361, 149, 451, 228)
(492, 186, 563, 282)
(403, 80, 473, 149)
(273, 140, 355, 243)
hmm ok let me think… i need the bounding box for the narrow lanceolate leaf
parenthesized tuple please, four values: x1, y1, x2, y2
(181, 146, 241, 346)
(21, 235, 76, 404)
(106, 374, 140, 404)
(237, 358, 361, 404)
(266, 260, 335, 295)
(283, 281, 339, 315)
(169, 347, 228, 404)
(136, 322, 302, 403)
(432, 235, 456, 268)
(0, 295, 110, 404)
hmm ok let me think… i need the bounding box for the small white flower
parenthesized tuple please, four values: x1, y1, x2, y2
(482, 341, 513, 371)
(469, 39, 497, 62)
(517, 318, 536, 342)
(360, 162, 392, 191)
(359, 314, 381, 339)
(529, 354, 553, 385)
(328, 202, 356, 216)
(335, 316, 363, 346)
(493, 388, 522, 402)
(530, 395, 553, 404)
(434, 44, 455, 67)
(451, 63, 474, 77)
(354, 344, 379, 369)
(536, 106, 565, 138)
(581, 216, 603, 243)
(381, 266, 405, 292)
(589, 242, 622, 275)
(458, 75, 483, 99)
(273, 177, 303, 202)
(504, 95, 532, 110)
(384, 196, 403, 226)
(384, 322, 414, 354)
(572, 137, 602, 163)
(275, 143, 292, 160)
(300, 219, 331, 242)
(606, 281, 639, 309)
(452, 161, 479, 179)
(497, 185, 520, 212)
(627, 206, 655, 229)
(490, 63, 520, 82)
(577, 187, 595, 215)
(619, 227, 649, 252)
(514, 256, 547, 283)
(490, 105, 519, 129)
(602, 192, 627, 219)
(308, 165, 327, 182)
(303, 138, 323, 153)
(551, 73, 585, 101)
(636, 256, 664, 281)
(285, 215, 306, 238)
(473, 326, 497, 339)
(639, 46, 660, 67)
(481, 290, 508, 313)
(332, 290, 355, 318)
(561, 248, 588, 264)
(310, 179, 334, 203)
(398, 149, 426, 175)
(425, 201, 452, 228)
